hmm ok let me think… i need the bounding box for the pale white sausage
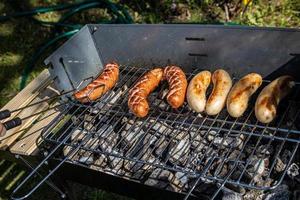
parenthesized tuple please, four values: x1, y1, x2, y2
(186, 71, 211, 112)
(255, 75, 294, 123)
(205, 69, 232, 115)
(227, 73, 262, 118)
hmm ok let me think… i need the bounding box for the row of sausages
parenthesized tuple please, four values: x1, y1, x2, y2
(73, 62, 295, 124)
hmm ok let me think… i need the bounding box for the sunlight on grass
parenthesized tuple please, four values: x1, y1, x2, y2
(0, 163, 16, 183)
(0, 23, 15, 37)
(0, 53, 23, 67)
(5, 170, 26, 191)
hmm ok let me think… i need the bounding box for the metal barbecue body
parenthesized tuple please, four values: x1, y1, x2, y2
(1, 24, 300, 200)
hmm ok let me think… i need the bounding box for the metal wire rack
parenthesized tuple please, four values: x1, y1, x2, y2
(11, 65, 300, 200)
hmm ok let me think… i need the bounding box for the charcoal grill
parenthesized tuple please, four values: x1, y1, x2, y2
(1, 24, 300, 200)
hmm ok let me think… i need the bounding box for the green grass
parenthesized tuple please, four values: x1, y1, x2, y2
(0, 0, 299, 199)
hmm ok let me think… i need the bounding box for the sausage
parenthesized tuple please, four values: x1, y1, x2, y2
(74, 62, 119, 103)
(186, 71, 211, 112)
(128, 68, 164, 117)
(227, 73, 262, 118)
(205, 69, 232, 115)
(255, 75, 294, 123)
(164, 66, 188, 109)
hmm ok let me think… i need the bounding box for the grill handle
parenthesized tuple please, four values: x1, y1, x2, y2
(4, 118, 22, 130)
(0, 109, 11, 120)
(0, 118, 22, 137)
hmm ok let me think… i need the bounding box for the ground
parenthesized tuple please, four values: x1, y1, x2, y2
(0, 0, 299, 199)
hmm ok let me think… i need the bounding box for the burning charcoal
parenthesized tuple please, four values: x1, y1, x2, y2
(70, 129, 87, 142)
(71, 116, 81, 126)
(149, 120, 173, 136)
(144, 169, 182, 192)
(127, 133, 157, 158)
(222, 188, 243, 200)
(256, 145, 273, 157)
(121, 120, 144, 143)
(189, 130, 205, 150)
(287, 163, 299, 177)
(175, 172, 188, 188)
(168, 132, 190, 165)
(224, 184, 246, 195)
(243, 190, 263, 200)
(275, 157, 286, 173)
(153, 136, 169, 158)
(264, 184, 290, 200)
(83, 114, 96, 131)
(78, 156, 94, 164)
(192, 138, 208, 154)
(107, 150, 124, 171)
(124, 150, 155, 173)
(96, 124, 114, 138)
(91, 154, 107, 170)
(212, 136, 243, 149)
(207, 130, 217, 141)
(228, 150, 245, 161)
(246, 155, 266, 182)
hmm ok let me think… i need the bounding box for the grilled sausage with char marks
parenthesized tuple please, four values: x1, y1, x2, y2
(164, 66, 188, 109)
(128, 68, 164, 118)
(74, 62, 119, 103)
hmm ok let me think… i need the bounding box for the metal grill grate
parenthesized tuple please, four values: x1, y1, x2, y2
(12, 65, 300, 199)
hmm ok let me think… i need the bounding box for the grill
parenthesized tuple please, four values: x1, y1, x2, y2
(1, 24, 300, 200)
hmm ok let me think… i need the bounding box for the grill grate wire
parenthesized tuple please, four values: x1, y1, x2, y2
(11, 65, 300, 200)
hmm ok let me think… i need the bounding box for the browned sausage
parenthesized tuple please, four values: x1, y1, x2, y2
(227, 73, 262, 118)
(164, 66, 188, 109)
(74, 62, 119, 103)
(255, 75, 294, 123)
(205, 69, 232, 115)
(128, 68, 164, 117)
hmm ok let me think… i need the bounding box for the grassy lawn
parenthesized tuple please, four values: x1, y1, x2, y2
(0, 0, 299, 199)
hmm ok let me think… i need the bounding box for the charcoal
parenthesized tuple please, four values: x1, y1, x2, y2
(275, 157, 286, 173)
(121, 120, 144, 143)
(212, 136, 243, 149)
(169, 132, 190, 165)
(84, 120, 96, 132)
(153, 136, 169, 157)
(78, 156, 94, 164)
(264, 184, 290, 200)
(71, 116, 81, 126)
(256, 145, 273, 157)
(124, 149, 156, 173)
(91, 154, 107, 170)
(222, 188, 243, 200)
(144, 168, 182, 192)
(175, 172, 189, 189)
(149, 119, 173, 135)
(224, 184, 246, 195)
(189, 131, 206, 150)
(245, 155, 267, 183)
(108, 150, 124, 170)
(96, 124, 114, 138)
(287, 163, 299, 177)
(228, 150, 245, 161)
(127, 133, 157, 158)
(243, 190, 263, 200)
(207, 130, 217, 141)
